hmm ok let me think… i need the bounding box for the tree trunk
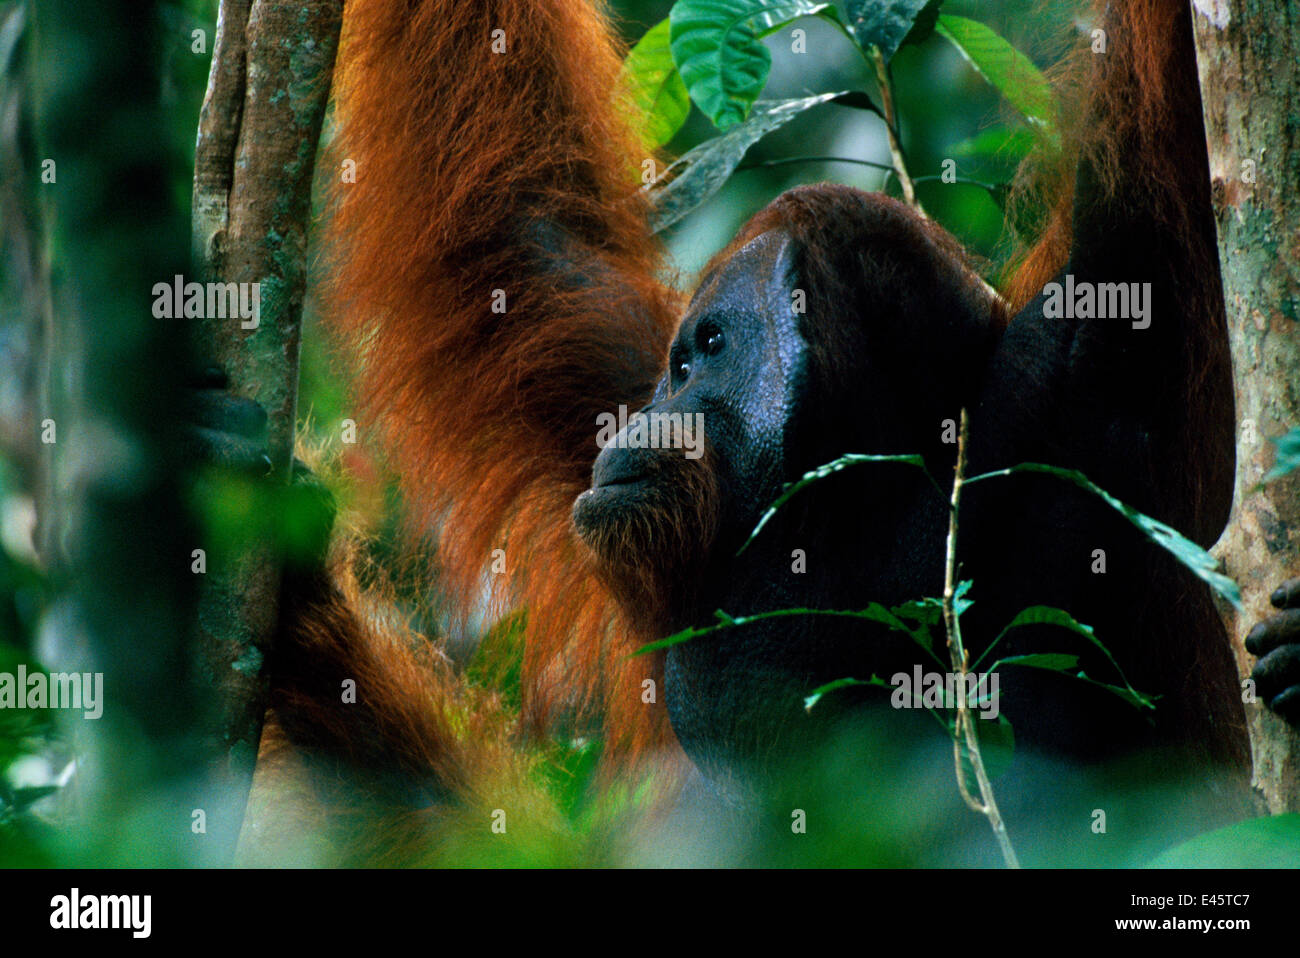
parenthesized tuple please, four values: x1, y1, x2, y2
(190, 0, 343, 856)
(30, 0, 208, 865)
(1193, 0, 1300, 814)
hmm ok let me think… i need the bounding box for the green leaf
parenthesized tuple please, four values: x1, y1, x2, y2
(465, 612, 527, 712)
(935, 15, 1056, 137)
(977, 605, 1157, 713)
(891, 598, 942, 654)
(540, 737, 603, 821)
(831, 90, 884, 118)
(900, 0, 944, 49)
(647, 91, 843, 232)
(804, 675, 888, 711)
(952, 579, 974, 618)
(891, 598, 942, 627)
(1263, 427, 1300, 482)
(736, 450, 943, 553)
(964, 463, 1242, 610)
(1072, 671, 1157, 713)
(622, 18, 691, 148)
(977, 605, 1101, 670)
(950, 125, 1036, 162)
(995, 652, 1080, 673)
(844, 0, 935, 61)
(669, 0, 840, 129)
(1148, 813, 1300, 867)
(635, 602, 945, 663)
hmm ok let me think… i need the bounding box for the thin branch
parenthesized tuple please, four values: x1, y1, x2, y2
(818, 21, 919, 211)
(911, 174, 1005, 193)
(736, 155, 895, 174)
(870, 47, 918, 210)
(944, 408, 1020, 868)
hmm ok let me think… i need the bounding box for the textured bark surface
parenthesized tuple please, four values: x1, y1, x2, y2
(192, 0, 250, 272)
(1193, 0, 1300, 813)
(190, 0, 343, 846)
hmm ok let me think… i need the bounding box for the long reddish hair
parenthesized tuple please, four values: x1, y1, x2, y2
(314, 0, 1232, 778)
(322, 0, 682, 764)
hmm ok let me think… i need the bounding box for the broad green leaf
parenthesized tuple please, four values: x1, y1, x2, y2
(621, 18, 691, 149)
(935, 15, 1056, 137)
(737, 450, 943, 553)
(964, 463, 1242, 609)
(1149, 813, 1300, 867)
(844, 0, 935, 61)
(649, 92, 843, 232)
(1263, 427, 1300, 482)
(669, 0, 840, 129)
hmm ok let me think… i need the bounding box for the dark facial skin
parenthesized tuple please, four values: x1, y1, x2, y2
(572, 231, 807, 629)
(575, 230, 861, 800)
(655, 230, 806, 547)
(572, 221, 1300, 841)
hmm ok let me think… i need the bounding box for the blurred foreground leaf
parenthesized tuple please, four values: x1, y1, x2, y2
(936, 15, 1056, 138)
(1149, 813, 1300, 867)
(622, 18, 690, 148)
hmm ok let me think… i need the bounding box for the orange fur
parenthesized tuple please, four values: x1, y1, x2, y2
(263, 0, 1239, 830)
(320, 0, 682, 765)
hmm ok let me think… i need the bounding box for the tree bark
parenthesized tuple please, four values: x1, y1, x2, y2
(1193, 0, 1300, 814)
(190, 0, 343, 854)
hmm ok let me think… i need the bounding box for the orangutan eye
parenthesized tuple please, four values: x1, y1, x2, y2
(704, 329, 726, 356)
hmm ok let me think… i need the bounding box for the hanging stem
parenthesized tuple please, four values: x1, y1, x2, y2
(870, 46, 918, 210)
(944, 408, 1020, 868)
(824, 21, 921, 210)
(737, 155, 896, 174)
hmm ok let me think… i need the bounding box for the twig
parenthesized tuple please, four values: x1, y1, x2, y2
(944, 408, 1020, 867)
(736, 155, 895, 175)
(870, 47, 918, 210)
